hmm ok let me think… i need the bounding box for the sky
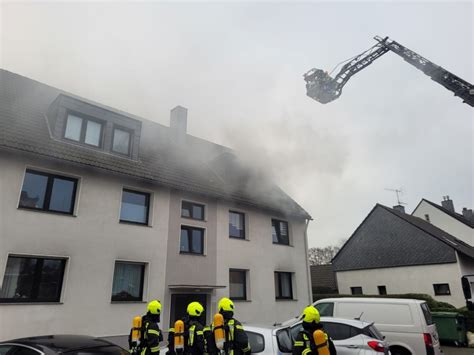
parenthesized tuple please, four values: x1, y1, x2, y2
(1, 1, 472, 248)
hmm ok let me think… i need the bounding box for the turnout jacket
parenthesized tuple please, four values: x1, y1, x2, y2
(167, 319, 206, 355)
(141, 315, 163, 355)
(292, 329, 336, 355)
(222, 318, 251, 355)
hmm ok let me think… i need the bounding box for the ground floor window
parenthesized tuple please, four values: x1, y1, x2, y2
(350, 286, 363, 295)
(275, 272, 293, 299)
(0, 255, 66, 303)
(111, 261, 145, 301)
(433, 283, 450, 296)
(378, 285, 387, 295)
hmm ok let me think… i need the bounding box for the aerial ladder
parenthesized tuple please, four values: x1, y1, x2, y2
(304, 36, 474, 107)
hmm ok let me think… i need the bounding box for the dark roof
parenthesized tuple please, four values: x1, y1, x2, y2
(0, 69, 310, 219)
(2, 335, 120, 352)
(417, 199, 474, 228)
(310, 264, 338, 291)
(332, 204, 474, 272)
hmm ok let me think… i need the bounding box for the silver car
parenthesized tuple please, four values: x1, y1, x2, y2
(244, 316, 390, 355)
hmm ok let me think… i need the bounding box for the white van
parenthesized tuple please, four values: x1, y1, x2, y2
(313, 298, 442, 355)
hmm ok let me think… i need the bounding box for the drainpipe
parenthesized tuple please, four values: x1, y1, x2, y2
(304, 218, 313, 304)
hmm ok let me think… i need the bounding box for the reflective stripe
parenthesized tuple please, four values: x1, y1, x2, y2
(302, 349, 311, 355)
(150, 347, 160, 353)
(140, 349, 146, 355)
(294, 341, 304, 346)
(148, 329, 160, 336)
(169, 328, 175, 332)
(196, 331, 204, 335)
(203, 327, 211, 331)
(188, 325, 195, 346)
(302, 334, 309, 340)
(235, 325, 244, 330)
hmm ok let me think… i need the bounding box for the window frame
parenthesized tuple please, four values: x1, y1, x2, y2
(275, 271, 293, 300)
(18, 169, 78, 215)
(112, 125, 133, 156)
(433, 283, 451, 296)
(229, 269, 247, 301)
(350, 286, 363, 295)
(180, 225, 205, 255)
(181, 201, 205, 221)
(111, 261, 146, 302)
(63, 111, 105, 148)
(272, 219, 290, 246)
(229, 211, 246, 239)
(119, 189, 151, 226)
(0, 255, 67, 303)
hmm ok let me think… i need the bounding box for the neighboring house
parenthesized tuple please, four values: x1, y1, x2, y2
(310, 264, 338, 295)
(412, 197, 473, 246)
(332, 204, 474, 307)
(0, 69, 312, 340)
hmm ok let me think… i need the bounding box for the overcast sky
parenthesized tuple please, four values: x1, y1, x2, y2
(1, 1, 472, 248)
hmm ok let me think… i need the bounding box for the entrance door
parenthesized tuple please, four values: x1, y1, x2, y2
(170, 293, 207, 327)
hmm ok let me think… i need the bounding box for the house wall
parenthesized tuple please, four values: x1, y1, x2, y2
(412, 201, 473, 246)
(0, 152, 170, 340)
(336, 262, 465, 307)
(458, 252, 474, 276)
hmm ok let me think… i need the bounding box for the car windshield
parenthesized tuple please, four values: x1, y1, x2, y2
(65, 346, 128, 355)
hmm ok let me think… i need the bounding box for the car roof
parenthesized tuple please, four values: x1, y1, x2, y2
(314, 297, 424, 304)
(244, 316, 373, 332)
(1, 335, 119, 353)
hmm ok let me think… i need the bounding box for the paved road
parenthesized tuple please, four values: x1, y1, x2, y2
(442, 346, 474, 355)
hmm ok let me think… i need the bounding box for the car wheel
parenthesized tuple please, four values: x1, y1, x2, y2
(389, 346, 411, 355)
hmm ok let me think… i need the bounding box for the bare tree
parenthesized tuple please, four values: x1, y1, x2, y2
(308, 245, 341, 265)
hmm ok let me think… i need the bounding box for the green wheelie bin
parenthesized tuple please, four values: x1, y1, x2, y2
(431, 312, 467, 346)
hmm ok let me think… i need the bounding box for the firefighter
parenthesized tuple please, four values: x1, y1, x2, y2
(167, 302, 206, 355)
(215, 297, 250, 355)
(293, 305, 336, 355)
(141, 300, 164, 355)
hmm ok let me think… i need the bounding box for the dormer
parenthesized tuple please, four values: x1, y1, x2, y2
(46, 94, 141, 160)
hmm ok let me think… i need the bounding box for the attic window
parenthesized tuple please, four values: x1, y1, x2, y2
(64, 113, 103, 147)
(112, 127, 132, 155)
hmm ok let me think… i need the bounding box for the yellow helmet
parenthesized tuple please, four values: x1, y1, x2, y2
(147, 300, 162, 315)
(301, 305, 320, 323)
(187, 301, 204, 317)
(218, 297, 234, 312)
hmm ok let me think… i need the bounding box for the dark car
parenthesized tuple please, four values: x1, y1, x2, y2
(0, 335, 129, 355)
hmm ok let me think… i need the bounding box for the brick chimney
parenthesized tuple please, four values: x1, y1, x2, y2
(170, 106, 187, 145)
(393, 204, 405, 214)
(462, 208, 473, 221)
(441, 196, 455, 212)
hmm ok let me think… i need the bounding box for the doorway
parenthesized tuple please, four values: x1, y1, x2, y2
(170, 293, 207, 327)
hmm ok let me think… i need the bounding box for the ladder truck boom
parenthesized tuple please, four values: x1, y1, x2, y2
(304, 35, 474, 107)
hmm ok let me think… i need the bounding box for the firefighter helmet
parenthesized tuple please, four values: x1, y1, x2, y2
(187, 301, 204, 316)
(147, 300, 162, 315)
(218, 297, 234, 312)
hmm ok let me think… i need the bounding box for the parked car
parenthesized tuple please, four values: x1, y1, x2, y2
(0, 335, 128, 355)
(243, 316, 390, 354)
(313, 298, 442, 355)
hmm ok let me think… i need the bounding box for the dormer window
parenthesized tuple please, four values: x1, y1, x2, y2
(64, 113, 103, 147)
(112, 127, 131, 155)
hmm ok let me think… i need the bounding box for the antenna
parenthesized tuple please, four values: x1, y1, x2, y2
(385, 188, 406, 206)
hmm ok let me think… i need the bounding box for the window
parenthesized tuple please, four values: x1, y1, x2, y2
(275, 272, 293, 299)
(320, 322, 357, 340)
(181, 201, 205, 220)
(0, 255, 66, 303)
(19, 169, 78, 214)
(0, 345, 42, 355)
(180, 226, 204, 255)
(272, 219, 289, 245)
(112, 127, 132, 155)
(111, 261, 145, 302)
(424, 214, 431, 222)
(433, 283, 451, 295)
(229, 211, 245, 239)
(247, 331, 265, 353)
(378, 285, 387, 295)
(351, 286, 363, 295)
(120, 189, 150, 225)
(64, 113, 103, 147)
(229, 269, 247, 300)
(315, 302, 334, 317)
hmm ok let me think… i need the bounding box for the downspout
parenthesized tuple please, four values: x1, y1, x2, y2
(304, 218, 313, 304)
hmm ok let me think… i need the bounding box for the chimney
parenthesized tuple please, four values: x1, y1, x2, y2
(170, 105, 188, 134)
(462, 208, 473, 221)
(441, 196, 455, 212)
(393, 204, 405, 214)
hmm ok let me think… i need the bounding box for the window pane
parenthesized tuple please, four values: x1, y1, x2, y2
(229, 212, 245, 238)
(85, 120, 102, 146)
(321, 323, 352, 340)
(351, 287, 363, 295)
(113, 128, 131, 155)
(120, 190, 148, 224)
(49, 178, 75, 213)
(247, 332, 265, 353)
(280, 273, 292, 298)
(0, 257, 37, 299)
(37, 259, 64, 300)
(191, 229, 203, 254)
(434, 283, 450, 295)
(180, 229, 190, 252)
(0, 345, 41, 355)
(315, 302, 334, 317)
(111, 262, 144, 301)
(65, 114, 83, 141)
(192, 205, 204, 220)
(272, 222, 279, 243)
(230, 270, 246, 299)
(181, 203, 191, 218)
(20, 171, 48, 209)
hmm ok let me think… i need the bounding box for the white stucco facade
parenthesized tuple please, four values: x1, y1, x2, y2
(412, 200, 473, 246)
(0, 151, 311, 340)
(336, 261, 466, 307)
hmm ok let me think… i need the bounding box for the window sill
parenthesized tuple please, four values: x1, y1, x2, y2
(181, 216, 206, 222)
(275, 298, 298, 302)
(119, 220, 151, 227)
(111, 301, 147, 304)
(229, 236, 249, 241)
(272, 242, 293, 247)
(0, 302, 63, 305)
(179, 252, 206, 257)
(18, 207, 76, 217)
(232, 299, 251, 302)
